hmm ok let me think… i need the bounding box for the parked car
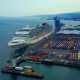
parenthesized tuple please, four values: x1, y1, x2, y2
(57, 54, 60, 57)
(59, 55, 62, 57)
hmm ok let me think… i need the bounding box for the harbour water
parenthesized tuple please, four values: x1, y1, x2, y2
(0, 17, 80, 80)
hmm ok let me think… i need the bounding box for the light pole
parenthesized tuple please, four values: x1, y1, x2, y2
(36, 25, 39, 43)
(36, 30, 38, 43)
(37, 30, 38, 42)
(43, 28, 44, 39)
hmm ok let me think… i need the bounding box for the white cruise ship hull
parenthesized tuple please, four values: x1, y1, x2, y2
(8, 32, 52, 50)
(8, 42, 28, 50)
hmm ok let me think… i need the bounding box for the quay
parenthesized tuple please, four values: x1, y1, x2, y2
(1, 66, 43, 78)
(23, 56, 80, 67)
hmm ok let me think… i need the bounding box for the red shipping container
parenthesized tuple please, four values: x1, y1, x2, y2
(57, 54, 60, 57)
(34, 51, 37, 53)
(76, 54, 78, 58)
(46, 52, 49, 54)
(69, 54, 71, 57)
(29, 52, 31, 54)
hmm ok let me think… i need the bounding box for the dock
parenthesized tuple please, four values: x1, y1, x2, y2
(1, 66, 43, 78)
(23, 56, 80, 67)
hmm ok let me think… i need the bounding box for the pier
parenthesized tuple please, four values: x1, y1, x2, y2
(1, 66, 43, 78)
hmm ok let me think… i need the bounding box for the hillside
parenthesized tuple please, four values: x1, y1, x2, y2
(31, 12, 80, 20)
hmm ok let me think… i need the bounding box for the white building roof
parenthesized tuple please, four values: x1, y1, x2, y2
(56, 30, 80, 35)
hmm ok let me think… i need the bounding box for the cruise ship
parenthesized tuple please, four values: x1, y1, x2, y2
(8, 23, 53, 50)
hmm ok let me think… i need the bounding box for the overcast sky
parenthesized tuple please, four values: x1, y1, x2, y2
(0, 0, 80, 16)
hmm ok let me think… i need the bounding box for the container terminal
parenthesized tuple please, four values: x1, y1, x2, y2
(1, 16, 80, 78)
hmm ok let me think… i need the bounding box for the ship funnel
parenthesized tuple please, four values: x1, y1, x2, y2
(26, 25, 29, 29)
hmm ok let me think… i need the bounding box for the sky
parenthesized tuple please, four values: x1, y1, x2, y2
(0, 0, 80, 16)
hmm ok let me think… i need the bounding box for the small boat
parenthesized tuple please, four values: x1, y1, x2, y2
(29, 61, 35, 63)
(36, 62, 41, 64)
(23, 65, 32, 68)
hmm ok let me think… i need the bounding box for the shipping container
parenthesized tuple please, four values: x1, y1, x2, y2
(26, 53, 29, 55)
(72, 53, 75, 58)
(57, 54, 60, 57)
(69, 54, 71, 57)
(71, 53, 72, 57)
(78, 51, 80, 58)
(76, 54, 78, 58)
